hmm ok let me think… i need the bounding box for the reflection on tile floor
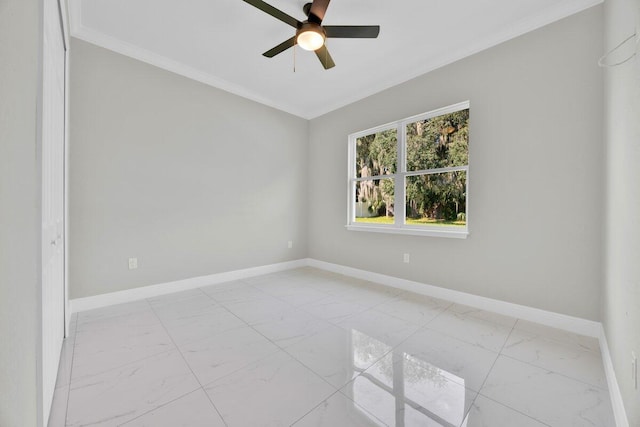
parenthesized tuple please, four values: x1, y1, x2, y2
(49, 268, 615, 426)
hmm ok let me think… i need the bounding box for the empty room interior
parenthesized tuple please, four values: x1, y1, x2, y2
(1, 0, 639, 426)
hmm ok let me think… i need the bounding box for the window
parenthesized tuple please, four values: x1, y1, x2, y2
(347, 101, 469, 238)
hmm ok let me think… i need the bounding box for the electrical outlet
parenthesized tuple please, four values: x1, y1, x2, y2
(128, 257, 138, 270)
(403, 253, 410, 263)
(288, 240, 293, 249)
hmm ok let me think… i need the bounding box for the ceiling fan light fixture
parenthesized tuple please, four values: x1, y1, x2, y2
(243, 0, 380, 69)
(296, 23, 325, 51)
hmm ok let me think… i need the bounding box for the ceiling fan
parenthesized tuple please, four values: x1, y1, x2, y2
(242, 0, 380, 69)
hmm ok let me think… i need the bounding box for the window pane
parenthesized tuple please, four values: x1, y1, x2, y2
(355, 178, 395, 224)
(406, 109, 469, 171)
(405, 171, 466, 227)
(356, 128, 397, 178)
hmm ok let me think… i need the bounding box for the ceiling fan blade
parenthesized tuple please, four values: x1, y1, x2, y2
(309, 0, 331, 23)
(263, 37, 296, 58)
(315, 45, 335, 69)
(242, 0, 301, 28)
(324, 25, 380, 38)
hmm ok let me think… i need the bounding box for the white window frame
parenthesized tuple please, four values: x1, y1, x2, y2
(346, 101, 470, 239)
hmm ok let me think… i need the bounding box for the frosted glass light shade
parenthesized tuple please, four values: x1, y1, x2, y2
(297, 30, 325, 51)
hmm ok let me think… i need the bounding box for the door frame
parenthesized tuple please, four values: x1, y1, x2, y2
(37, 0, 71, 425)
(60, 0, 71, 338)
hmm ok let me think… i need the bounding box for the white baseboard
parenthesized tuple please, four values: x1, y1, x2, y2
(597, 325, 630, 427)
(73, 256, 603, 336)
(308, 259, 602, 338)
(70, 259, 308, 313)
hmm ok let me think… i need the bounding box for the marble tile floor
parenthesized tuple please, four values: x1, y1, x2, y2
(48, 268, 615, 427)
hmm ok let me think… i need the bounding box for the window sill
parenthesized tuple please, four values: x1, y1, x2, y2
(345, 224, 469, 239)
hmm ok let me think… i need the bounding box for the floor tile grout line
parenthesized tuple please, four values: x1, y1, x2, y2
(437, 304, 518, 330)
(511, 321, 601, 355)
(66, 345, 184, 385)
(333, 323, 453, 426)
(209, 275, 372, 327)
(338, 300, 489, 402)
(307, 340, 400, 418)
(65, 341, 177, 386)
(454, 318, 519, 427)
(277, 336, 370, 393)
(334, 388, 394, 427)
(195, 286, 291, 345)
(186, 287, 300, 392)
(471, 394, 554, 427)
(342, 290, 413, 317)
(508, 324, 603, 356)
(369, 301, 454, 331)
(115, 388, 205, 427)
(196, 275, 404, 397)
(368, 295, 454, 324)
(65, 310, 337, 425)
(281, 388, 338, 426)
(254, 317, 335, 351)
(420, 299, 456, 325)
(201, 294, 343, 394)
(501, 318, 610, 390)
(257, 285, 337, 313)
(213, 276, 461, 399)
(144, 298, 230, 427)
(419, 305, 516, 355)
(416, 321, 503, 359)
(479, 318, 518, 389)
(286, 389, 344, 427)
(286, 388, 390, 427)
(333, 342, 481, 427)
(287, 283, 410, 322)
(469, 318, 561, 427)
(498, 352, 611, 392)
(75, 301, 154, 329)
(307, 307, 456, 424)
(194, 277, 370, 418)
(196, 345, 283, 391)
(195, 286, 213, 299)
(373, 309, 501, 396)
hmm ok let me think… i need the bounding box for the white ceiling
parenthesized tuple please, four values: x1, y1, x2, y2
(69, 0, 600, 119)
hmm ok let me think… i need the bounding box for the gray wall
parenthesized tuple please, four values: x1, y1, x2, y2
(0, 0, 40, 425)
(69, 39, 309, 299)
(308, 6, 604, 320)
(603, 0, 640, 424)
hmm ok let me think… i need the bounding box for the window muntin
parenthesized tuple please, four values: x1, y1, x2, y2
(348, 102, 469, 237)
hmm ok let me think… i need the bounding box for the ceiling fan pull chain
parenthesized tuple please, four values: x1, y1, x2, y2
(293, 42, 296, 73)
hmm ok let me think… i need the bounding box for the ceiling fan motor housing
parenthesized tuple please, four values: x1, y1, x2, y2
(302, 3, 313, 19)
